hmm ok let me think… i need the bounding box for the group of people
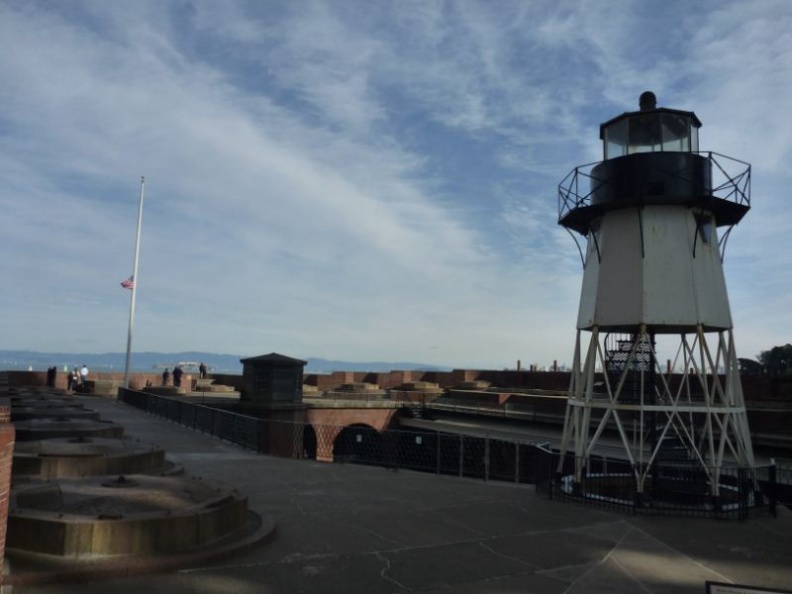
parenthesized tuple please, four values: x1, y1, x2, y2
(161, 362, 208, 388)
(66, 365, 89, 391)
(44, 361, 208, 391)
(161, 367, 180, 387)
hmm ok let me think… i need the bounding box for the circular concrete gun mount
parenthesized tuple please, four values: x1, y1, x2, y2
(11, 406, 100, 422)
(14, 418, 125, 442)
(13, 437, 183, 479)
(6, 475, 269, 570)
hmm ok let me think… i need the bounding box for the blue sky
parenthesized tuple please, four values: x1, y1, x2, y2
(1, 1, 791, 369)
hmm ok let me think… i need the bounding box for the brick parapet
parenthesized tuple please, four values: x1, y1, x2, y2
(0, 422, 15, 580)
(5, 369, 792, 402)
(0, 397, 10, 424)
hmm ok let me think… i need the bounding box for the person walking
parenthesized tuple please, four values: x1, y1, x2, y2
(172, 366, 183, 388)
(80, 364, 89, 386)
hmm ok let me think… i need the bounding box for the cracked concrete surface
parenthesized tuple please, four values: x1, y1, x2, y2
(9, 395, 792, 593)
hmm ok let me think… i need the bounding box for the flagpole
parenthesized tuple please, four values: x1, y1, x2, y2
(123, 176, 145, 390)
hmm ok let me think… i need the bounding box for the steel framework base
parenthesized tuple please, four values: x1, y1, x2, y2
(558, 325, 756, 498)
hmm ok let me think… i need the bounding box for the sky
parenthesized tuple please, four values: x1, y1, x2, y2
(1, 0, 791, 370)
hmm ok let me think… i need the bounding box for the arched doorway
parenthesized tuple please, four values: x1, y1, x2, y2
(332, 424, 383, 465)
(302, 425, 317, 459)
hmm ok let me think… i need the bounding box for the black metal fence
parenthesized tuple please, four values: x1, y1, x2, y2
(118, 389, 781, 519)
(120, 388, 261, 449)
(551, 453, 778, 519)
(118, 389, 556, 487)
(329, 427, 557, 486)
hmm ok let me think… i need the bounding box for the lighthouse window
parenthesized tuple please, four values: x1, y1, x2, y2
(660, 114, 691, 152)
(604, 119, 628, 159)
(603, 112, 699, 158)
(628, 114, 662, 153)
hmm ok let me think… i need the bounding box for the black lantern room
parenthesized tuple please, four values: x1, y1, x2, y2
(558, 91, 749, 237)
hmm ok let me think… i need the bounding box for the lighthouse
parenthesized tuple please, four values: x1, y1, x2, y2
(557, 92, 755, 507)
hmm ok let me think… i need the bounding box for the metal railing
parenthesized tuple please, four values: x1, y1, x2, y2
(118, 389, 557, 486)
(119, 389, 261, 450)
(551, 454, 777, 519)
(558, 151, 751, 223)
(119, 389, 783, 518)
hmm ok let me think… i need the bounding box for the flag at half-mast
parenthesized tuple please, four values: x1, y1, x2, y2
(120, 275, 135, 290)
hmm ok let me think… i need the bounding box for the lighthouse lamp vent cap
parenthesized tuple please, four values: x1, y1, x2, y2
(639, 91, 657, 111)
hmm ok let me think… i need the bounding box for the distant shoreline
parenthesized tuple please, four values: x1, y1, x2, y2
(0, 350, 454, 375)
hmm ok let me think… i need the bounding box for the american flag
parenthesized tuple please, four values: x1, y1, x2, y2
(120, 275, 135, 290)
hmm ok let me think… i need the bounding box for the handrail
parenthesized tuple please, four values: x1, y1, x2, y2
(558, 151, 751, 223)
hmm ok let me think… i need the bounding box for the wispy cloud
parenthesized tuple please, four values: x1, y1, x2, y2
(1, 1, 790, 367)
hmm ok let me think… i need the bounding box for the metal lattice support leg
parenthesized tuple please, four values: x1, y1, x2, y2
(558, 327, 755, 500)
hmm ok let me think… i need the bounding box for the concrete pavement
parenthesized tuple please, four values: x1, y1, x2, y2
(7, 394, 792, 593)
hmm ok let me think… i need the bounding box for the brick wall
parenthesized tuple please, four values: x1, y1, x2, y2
(307, 407, 398, 432)
(300, 369, 571, 391)
(305, 408, 398, 462)
(0, 375, 13, 577)
(0, 423, 15, 563)
(8, 369, 792, 403)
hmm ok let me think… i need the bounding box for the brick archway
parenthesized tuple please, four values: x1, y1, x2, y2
(306, 408, 397, 462)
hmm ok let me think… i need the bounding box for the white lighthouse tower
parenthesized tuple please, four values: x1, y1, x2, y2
(557, 92, 755, 506)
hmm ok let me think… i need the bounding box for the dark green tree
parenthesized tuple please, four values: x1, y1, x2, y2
(758, 344, 792, 375)
(738, 358, 763, 375)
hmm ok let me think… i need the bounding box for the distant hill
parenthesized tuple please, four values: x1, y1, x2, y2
(0, 350, 452, 374)
(302, 358, 452, 374)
